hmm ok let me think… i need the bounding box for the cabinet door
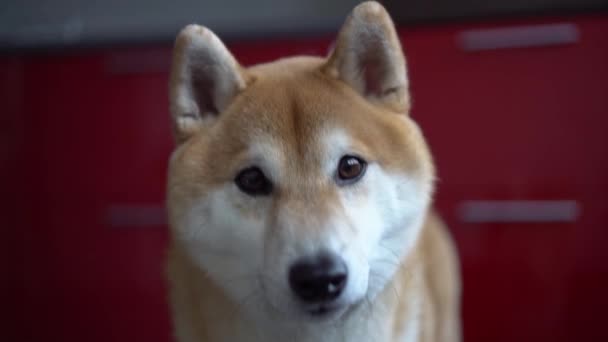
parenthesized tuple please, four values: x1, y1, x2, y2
(12, 52, 172, 341)
(401, 15, 608, 342)
(1, 57, 27, 341)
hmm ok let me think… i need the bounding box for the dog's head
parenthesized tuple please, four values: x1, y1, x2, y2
(167, 1, 434, 322)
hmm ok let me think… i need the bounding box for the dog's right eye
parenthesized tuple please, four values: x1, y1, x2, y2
(336, 155, 367, 185)
(234, 167, 273, 196)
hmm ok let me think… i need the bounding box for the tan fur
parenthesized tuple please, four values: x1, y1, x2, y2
(166, 2, 460, 341)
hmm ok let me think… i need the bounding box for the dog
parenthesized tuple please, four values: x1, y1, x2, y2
(165, 2, 461, 341)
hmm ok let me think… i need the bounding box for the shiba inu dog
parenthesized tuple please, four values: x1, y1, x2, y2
(166, 2, 461, 341)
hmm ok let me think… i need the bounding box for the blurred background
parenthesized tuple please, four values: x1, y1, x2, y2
(2, 0, 607, 341)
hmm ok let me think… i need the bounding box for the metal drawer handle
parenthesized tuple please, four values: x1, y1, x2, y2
(458, 23, 579, 52)
(458, 200, 580, 223)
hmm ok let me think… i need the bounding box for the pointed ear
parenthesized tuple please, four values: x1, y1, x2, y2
(324, 1, 410, 113)
(169, 25, 250, 143)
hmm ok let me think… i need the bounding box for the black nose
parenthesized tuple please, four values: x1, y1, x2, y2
(288, 254, 348, 303)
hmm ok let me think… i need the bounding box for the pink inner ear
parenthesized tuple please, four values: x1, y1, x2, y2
(362, 55, 384, 96)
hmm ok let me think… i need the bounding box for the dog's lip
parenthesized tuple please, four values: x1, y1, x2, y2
(308, 305, 338, 316)
(303, 296, 367, 319)
(304, 302, 350, 319)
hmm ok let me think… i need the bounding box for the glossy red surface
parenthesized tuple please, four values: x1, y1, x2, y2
(2, 14, 607, 341)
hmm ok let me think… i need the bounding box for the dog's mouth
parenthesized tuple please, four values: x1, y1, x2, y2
(302, 300, 360, 321)
(307, 304, 339, 316)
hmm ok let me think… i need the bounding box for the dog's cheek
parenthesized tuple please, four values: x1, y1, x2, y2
(333, 167, 386, 301)
(346, 165, 394, 253)
(209, 187, 269, 263)
(363, 169, 429, 297)
(181, 187, 270, 300)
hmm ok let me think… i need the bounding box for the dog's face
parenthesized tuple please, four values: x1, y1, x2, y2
(168, 2, 434, 322)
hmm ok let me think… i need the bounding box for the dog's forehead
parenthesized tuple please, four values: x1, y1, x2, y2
(222, 59, 359, 158)
(201, 56, 430, 181)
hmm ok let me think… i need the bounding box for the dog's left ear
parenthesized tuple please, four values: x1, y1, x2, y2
(324, 1, 409, 113)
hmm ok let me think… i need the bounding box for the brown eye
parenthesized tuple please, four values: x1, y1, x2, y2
(235, 167, 273, 196)
(337, 155, 367, 184)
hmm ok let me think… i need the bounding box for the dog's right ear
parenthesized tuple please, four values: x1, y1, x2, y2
(169, 25, 249, 143)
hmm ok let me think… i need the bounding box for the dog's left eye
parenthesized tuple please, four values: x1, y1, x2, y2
(337, 155, 367, 184)
(235, 167, 273, 196)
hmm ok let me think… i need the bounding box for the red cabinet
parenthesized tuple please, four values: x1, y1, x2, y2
(404, 15, 608, 341)
(4, 53, 172, 341)
(2, 13, 607, 342)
